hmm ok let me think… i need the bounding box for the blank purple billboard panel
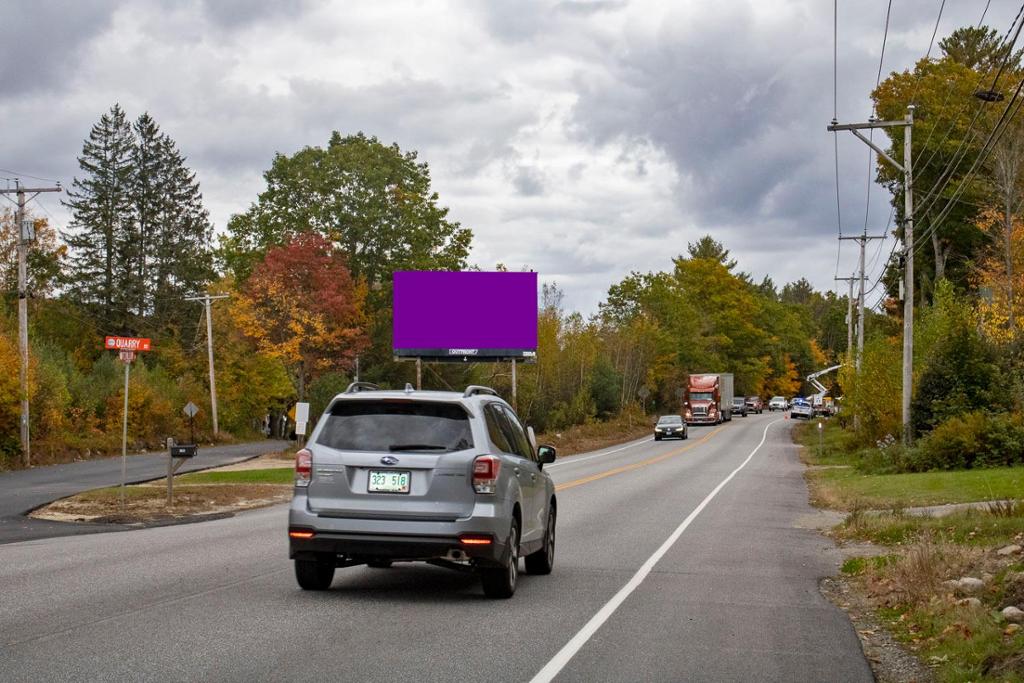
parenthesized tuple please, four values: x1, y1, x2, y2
(393, 271, 538, 358)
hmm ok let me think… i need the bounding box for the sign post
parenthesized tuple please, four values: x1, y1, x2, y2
(294, 402, 310, 446)
(183, 401, 199, 444)
(167, 402, 202, 506)
(105, 336, 152, 510)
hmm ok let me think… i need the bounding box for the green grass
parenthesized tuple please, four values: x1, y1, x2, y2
(809, 465, 1024, 509)
(793, 420, 858, 467)
(878, 602, 1024, 682)
(839, 506, 1024, 547)
(175, 467, 293, 485)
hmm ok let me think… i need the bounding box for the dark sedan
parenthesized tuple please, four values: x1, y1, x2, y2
(654, 415, 688, 440)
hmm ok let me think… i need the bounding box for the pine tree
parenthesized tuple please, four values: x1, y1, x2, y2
(149, 133, 214, 333)
(63, 104, 136, 332)
(132, 112, 163, 321)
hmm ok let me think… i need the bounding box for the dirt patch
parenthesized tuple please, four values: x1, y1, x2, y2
(821, 576, 936, 683)
(211, 451, 293, 472)
(32, 483, 291, 524)
(539, 416, 653, 457)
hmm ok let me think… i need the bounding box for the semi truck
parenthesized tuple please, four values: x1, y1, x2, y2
(683, 373, 734, 425)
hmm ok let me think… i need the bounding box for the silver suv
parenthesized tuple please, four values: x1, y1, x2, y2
(288, 383, 557, 599)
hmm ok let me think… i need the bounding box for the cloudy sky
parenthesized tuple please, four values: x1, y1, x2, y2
(2, 0, 1018, 313)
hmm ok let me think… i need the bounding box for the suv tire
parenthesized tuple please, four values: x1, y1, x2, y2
(295, 557, 335, 591)
(525, 507, 555, 575)
(481, 519, 519, 599)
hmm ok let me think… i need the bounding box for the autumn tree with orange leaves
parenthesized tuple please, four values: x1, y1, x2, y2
(231, 233, 369, 401)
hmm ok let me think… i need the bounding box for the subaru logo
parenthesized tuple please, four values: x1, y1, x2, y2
(380, 456, 399, 466)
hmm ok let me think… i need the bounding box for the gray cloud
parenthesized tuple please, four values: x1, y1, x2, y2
(2, 0, 1020, 315)
(0, 1, 115, 95)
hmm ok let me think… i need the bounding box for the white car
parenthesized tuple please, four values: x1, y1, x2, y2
(768, 396, 788, 411)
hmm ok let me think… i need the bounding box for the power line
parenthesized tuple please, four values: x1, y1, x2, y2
(862, 0, 895, 242)
(0, 168, 64, 184)
(832, 0, 843, 279)
(910, 3, 1024, 221)
(912, 74, 1024, 256)
(907, 0, 1000, 186)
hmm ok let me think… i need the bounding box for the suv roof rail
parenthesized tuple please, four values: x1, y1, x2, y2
(463, 385, 499, 398)
(344, 381, 381, 394)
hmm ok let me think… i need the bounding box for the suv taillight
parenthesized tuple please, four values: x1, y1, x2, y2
(295, 448, 312, 487)
(472, 455, 500, 494)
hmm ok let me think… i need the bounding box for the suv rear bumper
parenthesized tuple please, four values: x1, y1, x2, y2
(288, 494, 510, 567)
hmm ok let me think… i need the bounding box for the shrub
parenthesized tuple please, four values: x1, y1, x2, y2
(905, 411, 1024, 471)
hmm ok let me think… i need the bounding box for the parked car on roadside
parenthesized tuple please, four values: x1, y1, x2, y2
(288, 382, 557, 599)
(745, 396, 764, 414)
(731, 396, 749, 417)
(768, 396, 788, 411)
(654, 415, 688, 441)
(790, 397, 813, 420)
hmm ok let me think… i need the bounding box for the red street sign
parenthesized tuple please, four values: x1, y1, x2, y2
(105, 336, 152, 352)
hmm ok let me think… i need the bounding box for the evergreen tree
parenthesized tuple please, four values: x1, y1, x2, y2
(149, 131, 214, 333)
(63, 104, 136, 332)
(132, 112, 163, 320)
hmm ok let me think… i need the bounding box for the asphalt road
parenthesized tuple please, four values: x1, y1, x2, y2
(0, 415, 872, 682)
(0, 440, 289, 544)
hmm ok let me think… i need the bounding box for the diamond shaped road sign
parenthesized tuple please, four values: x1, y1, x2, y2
(183, 401, 200, 418)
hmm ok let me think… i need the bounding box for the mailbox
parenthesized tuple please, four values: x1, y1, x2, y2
(170, 444, 198, 458)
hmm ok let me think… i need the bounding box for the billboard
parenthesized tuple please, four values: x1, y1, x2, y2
(393, 271, 538, 361)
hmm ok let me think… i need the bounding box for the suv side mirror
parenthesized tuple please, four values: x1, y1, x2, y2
(537, 445, 557, 464)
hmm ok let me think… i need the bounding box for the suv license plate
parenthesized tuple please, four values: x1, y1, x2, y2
(368, 470, 411, 494)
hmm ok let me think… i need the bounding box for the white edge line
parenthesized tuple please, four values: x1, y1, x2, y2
(545, 437, 651, 469)
(529, 419, 781, 683)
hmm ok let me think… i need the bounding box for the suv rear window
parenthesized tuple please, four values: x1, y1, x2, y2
(316, 401, 474, 453)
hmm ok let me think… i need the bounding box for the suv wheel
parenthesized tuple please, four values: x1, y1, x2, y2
(295, 557, 335, 591)
(481, 519, 519, 599)
(525, 507, 555, 575)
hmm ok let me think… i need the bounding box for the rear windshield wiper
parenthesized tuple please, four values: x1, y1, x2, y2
(387, 444, 448, 451)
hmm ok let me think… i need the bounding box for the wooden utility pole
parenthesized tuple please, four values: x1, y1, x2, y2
(835, 274, 857, 362)
(839, 234, 886, 371)
(185, 293, 229, 435)
(829, 105, 914, 442)
(0, 180, 62, 466)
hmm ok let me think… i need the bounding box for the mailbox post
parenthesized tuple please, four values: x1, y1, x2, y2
(167, 441, 198, 506)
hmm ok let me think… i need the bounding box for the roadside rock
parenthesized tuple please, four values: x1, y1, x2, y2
(957, 597, 982, 608)
(820, 576, 934, 683)
(944, 577, 985, 594)
(1002, 606, 1024, 624)
(1005, 623, 1022, 636)
(996, 544, 1022, 556)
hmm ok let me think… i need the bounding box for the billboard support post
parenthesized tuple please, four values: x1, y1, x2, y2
(511, 359, 517, 411)
(415, 358, 422, 390)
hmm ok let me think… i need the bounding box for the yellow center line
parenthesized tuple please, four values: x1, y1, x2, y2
(554, 425, 725, 492)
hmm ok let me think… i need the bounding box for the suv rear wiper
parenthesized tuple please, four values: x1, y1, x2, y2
(387, 444, 448, 451)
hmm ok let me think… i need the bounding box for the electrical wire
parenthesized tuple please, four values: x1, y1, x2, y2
(911, 2, 1024, 222)
(862, 0, 894, 244)
(909, 0, 1001, 185)
(833, 0, 843, 279)
(0, 168, 64, 184)
(911, 75, 1024, 256)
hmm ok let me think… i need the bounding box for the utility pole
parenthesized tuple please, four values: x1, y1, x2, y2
(839, 234, 886, 371)
(835, 274, 857, 362)
(185, 293, 229, 436)
(0, 180, 62, 467)
(829, 105, 914, 443)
